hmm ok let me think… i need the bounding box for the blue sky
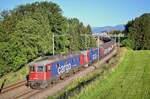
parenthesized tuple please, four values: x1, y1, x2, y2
(0, 0, 150, 27)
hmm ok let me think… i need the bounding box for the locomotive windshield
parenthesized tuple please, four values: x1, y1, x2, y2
(37, 66, 45, 72)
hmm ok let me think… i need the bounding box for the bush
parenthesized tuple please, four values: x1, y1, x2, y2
(121, 39, 134, 49)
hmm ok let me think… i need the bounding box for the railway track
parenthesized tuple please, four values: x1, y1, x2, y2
(0, 80, 26, 94)
(15, 89, 40, 99)
(0, 48, 117, 99)
(14, 78, 69, 99)
(15, 52, 117, 99)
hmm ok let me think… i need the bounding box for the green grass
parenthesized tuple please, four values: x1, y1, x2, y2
(0, 56, 48, 86)
(48, 66, 104, 99)
(48, 48, 126, 99)
(71, 49, 150, 99)
(0, 66, 28, 86)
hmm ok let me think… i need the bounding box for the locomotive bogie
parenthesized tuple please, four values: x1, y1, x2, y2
(28, 80, 48, 89)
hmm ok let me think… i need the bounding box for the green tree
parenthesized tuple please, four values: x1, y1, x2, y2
(0, 1, 95, 77)
(124, 13, 150, 50)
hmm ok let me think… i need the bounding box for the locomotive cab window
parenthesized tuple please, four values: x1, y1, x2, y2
(47, 66, 51, 71)
(37, 66, 45, 72)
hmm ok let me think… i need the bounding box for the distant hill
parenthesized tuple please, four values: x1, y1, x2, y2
(92, 24, 125, 33)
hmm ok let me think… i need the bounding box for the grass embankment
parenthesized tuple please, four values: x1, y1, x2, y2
(0, 66, 28, 87)
(48, 48, 127, 99)
(0, 56, 44, 87)
(71, 49, 150, 99)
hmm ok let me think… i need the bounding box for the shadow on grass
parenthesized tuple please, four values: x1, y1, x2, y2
(56, 73, 101, 99)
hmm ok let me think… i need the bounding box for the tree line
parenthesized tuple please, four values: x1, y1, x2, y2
(122, 13, 150, 50)
(0, 1, 96, 77)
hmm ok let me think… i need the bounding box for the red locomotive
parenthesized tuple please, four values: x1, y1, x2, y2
(27, 41, 116, 89)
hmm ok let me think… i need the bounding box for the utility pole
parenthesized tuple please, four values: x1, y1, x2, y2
(85, 33, 86, 49)
(52, 34, 55, 55)
(98, 35, 100, 60)
(80, 34, 100, 60)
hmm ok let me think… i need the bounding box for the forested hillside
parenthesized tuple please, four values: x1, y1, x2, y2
(0, 1, 96, 77)
(123, 13, 150, 50)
